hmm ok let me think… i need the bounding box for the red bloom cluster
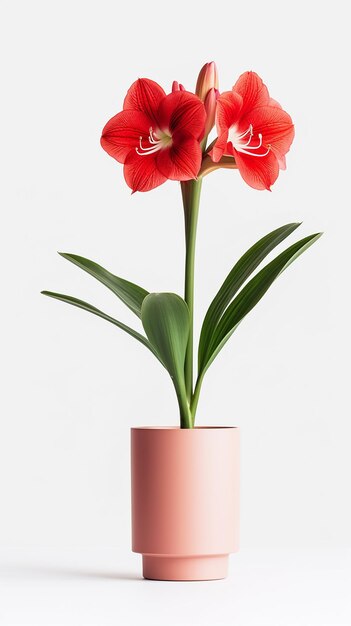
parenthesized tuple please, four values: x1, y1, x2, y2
(101, 65, 294, 192)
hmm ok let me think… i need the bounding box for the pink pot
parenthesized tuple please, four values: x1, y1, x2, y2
(131, 426, 239, 581)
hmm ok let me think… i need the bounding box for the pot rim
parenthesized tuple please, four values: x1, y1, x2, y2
(131, 426, 239, 430)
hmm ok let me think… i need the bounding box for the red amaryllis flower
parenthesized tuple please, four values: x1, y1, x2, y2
(209, 72, 295, 190)
(101, 78, 206, 192)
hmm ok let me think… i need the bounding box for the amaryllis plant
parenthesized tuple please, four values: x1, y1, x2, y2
(42, 63, 321, 428)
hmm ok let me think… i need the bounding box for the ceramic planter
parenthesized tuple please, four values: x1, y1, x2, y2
(131, 426, 239, 581)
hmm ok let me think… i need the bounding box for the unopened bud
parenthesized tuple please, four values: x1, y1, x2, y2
(204, 87, 219, 135)
(172, 81, 186, 92)
(195, 62, 219, 101)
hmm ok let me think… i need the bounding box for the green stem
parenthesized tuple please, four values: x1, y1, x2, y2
(174, 379, 193, 429)
(181, 178, 202, 425)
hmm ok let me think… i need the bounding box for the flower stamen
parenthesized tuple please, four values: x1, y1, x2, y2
(136, 127, 168, 156)
(148, 127, 160, 145)
(237, 124, 253, 142)
(229, 124, 271, 158)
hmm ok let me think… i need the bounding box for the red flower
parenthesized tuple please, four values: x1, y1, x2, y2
(210, 72, 295, 190)
(101, 78, 206, 192)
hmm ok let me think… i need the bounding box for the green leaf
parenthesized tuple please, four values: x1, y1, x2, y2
(141, 293, 192, 428)
(41, 291, 161, 361)
(198, 222, 301, 371)
(199, 232, 322, 377)
(58, 253, 148, 318)
(141, 293, 189, 380)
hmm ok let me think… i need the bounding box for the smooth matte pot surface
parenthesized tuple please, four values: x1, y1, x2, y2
(131, 426, 239, 581)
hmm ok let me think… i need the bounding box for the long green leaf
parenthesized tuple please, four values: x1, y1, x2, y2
(199, 232, 322, 377)
(58, 253, 148, 318)
(198, 222, 301, 370)
(141, 293, 191, 427)
(41, 291, 161, 361)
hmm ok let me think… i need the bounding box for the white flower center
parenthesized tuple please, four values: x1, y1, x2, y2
(227, 124, 270, 157)
(135, 127, 171, 156)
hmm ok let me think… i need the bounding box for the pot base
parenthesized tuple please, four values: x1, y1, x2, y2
(142, 554, 228, 581)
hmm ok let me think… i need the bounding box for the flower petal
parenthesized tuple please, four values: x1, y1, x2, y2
(209, 130, 230, 162)
(156, 133, 202, 180)
(241, 105, 295, 158)
(123, 149, 167, 192)
(234, 149, 280, 191)
(277, 154, 286, 170)
(216, 91, 243, 134)
(157, 91, 206, 139)
(123, 78, 166, 125)
(101, 110, 152, 163)
(232, 71, 270, 117)
(268, 97, 282, 109)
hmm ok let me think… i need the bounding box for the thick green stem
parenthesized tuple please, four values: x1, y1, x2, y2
(181, 178, 202, 424)
(174, 379, 193, 429)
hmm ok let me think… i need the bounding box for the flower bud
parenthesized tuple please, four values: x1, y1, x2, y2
(204, 87, 219, 136)
(195, 62, 219, 101)
(172, 80, 185, 92)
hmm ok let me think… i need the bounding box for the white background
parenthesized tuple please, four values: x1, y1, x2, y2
(0, 0, 350, 624)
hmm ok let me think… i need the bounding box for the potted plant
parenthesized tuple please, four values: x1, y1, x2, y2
(42, 63, 321, 580)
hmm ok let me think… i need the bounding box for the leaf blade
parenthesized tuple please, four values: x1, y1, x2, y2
(41, 291, 160, 361)
(58, 253, 148, 318)
(199, 232, 322, 376)
(198, 222, 301, 370)
(141, 293, 189, 380)
(141, 293, 192, 426)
